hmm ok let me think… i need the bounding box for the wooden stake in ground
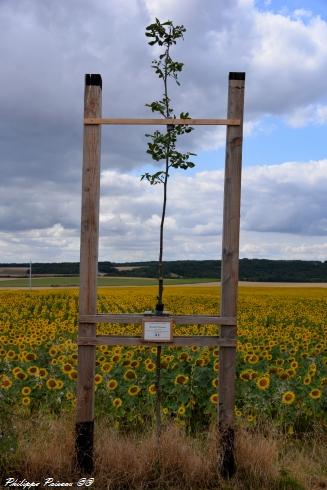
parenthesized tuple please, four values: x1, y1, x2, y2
(219, 72, 245, 478)
(75, 73, 102, 474)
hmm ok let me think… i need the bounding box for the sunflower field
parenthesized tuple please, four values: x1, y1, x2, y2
(0, 286, 326, 436)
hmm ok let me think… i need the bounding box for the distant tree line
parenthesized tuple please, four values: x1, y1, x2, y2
(1, 259, 327, 282)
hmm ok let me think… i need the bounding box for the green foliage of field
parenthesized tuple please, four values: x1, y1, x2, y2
(0, 276, 216, 288)
(1, 285, 326, 431)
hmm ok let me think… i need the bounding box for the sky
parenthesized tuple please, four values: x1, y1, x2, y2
(1, 0, 327, 263)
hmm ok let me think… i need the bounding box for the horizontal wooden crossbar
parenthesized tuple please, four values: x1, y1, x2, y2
(77, 335, 236, 347)
(79, 314, 236, 325)
(84, 117, 240, 126)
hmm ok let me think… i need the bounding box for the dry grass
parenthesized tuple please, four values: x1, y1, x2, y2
(281, 429, 327, 490)
(1, 415, 326, 490)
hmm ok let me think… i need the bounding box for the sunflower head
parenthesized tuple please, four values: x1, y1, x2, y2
(123, 369, 136, 381)
(62, 363, 73, 374)
(1, 377, 12, 389)
(112, 398, 123, 408)
(128, 385, 141, 396)
(21, 386, 32, 396)
(256, 375, 270, 390)
(46, 378, 57, 390)
(281, 391, 296, 405)
(22, 396, 31, 406)
(309, 389, 321, 400)
(107, 379, 118, 391)
(177, 405, 186, 416)
(210, 393, 219, 405)
(145, 362, 155, 372)
(94, 374, 103, 385)
(148, 384, 157, 395)
(174, 374, 189, 385)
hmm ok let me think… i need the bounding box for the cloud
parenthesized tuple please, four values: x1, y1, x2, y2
(242, 160, 327, 236)
(1, 0, 327, 262)
(1, 0, 327, 185)
(1, 160, 327, 262)
(286, 104, 327, 127)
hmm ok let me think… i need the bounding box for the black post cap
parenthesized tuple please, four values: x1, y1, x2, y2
(229, 72, 246, 81)
(85, 74, 102, 88)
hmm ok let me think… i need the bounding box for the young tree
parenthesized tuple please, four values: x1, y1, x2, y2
(142, 18, 196, 314)
(142, 18, 196, 447)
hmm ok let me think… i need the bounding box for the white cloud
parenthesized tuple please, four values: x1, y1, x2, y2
(1, 0, 327, 263)
(1, 0, 327, 181)
(1, 160, 327, 262)
(293, 9, 313, 19)
(286, 104, 327, 127)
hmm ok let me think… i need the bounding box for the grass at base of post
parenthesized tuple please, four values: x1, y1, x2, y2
(2, 413, 326, 490)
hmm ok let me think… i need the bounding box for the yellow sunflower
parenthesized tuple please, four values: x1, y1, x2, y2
(240, 370, 251, 381)
(21, 386, 32, 396)
(94, 374, 103, 385)
(179, 352, 189, 362)
(38, 368, 48, 379)
(27, 366, 39, 377)
(55, 379, 64, 390)
(16, 371, 28, 381)
(309, 389, 321, 400)
(107, 379, 118, 391)
(68, 370, 77, 380)
(22, 396, 31, 406)
(145, 361, 156, 372)
(174, 374, 189, 385)
(148, 384, 157, 395)
(128, 385, 141, 396)
(123, 369, 136, 381)
(177, 405, 186, 416)
(112, 398, 123, 408)
(281, 391, 296, 405)
(1, 377, 12, 389)
(256, 375, 270, 390)
(210, 393, 219, 405)
(25, 352, 37, 362)
(61, 363, 73, 374)
(46, 378, 57, 390)
(101, 362, 113, 373)
(247, 415, 256, 423)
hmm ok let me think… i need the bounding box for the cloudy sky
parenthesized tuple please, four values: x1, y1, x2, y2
(1, 0, 327, 263)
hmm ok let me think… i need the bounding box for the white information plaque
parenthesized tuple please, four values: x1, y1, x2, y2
(142, 319, 173, 343)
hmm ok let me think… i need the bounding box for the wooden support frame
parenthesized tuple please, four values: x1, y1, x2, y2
(84, 117, 240, 126)
(75, 74, 102, 474)
(79, 313, 236, 325)
(219, 72, 245, 477)
(77, 336, 236, 347)
(75, 72, 245, 478)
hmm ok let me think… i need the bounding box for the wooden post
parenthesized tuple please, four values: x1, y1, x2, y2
(218, 72, 245, 478)
(75, 74, 102, 474)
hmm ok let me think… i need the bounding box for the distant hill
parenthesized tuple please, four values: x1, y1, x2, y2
(1, 259, 327, 282)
